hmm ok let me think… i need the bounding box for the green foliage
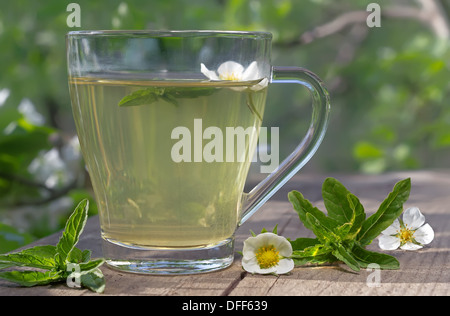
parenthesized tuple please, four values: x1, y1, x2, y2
(55, 199, 89, 269)
(0, 95, 95, 253)
(333, 29, 450, 173)
(288, 177, 410, 271)
(0, 199, 105, 293)
(0, 100, 53, 203)
(118, 86, 217, 107)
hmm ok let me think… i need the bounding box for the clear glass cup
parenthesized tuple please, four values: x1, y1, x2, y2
(66, 30, 330, 274)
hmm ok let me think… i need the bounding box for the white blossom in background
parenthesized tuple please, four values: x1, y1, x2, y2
(28, 135, 82, 190)
(18, 98, 46, 126)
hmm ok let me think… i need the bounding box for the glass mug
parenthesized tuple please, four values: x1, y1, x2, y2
(66, 30, 330, 274)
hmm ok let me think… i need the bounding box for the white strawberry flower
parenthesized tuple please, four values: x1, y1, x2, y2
(242, 232, 294, 275)
(378, 207, 434, 251)
(200, 61, 268, 90)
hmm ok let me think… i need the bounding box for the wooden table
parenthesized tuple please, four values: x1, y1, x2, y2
(1, 170, 449, 296)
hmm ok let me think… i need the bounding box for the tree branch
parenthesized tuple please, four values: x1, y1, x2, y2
(416, 0, 450, 39)
(0, 171, 55, 194)
(276, 1, 450, 47)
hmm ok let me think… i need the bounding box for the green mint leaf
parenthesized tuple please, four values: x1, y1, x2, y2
(345, 194, 365, 238)
(303, 213, 361, 271)
(80, 268, 105, 294)
(66, 261, 106, 293)
(290, 238, 338, 266)
(357, 178, 411, 246)
(351, 244, 400, 270)
(0, 246, 57, 271)
(118, 86, 217, 107)
(160, 93, 179, 107)
(287, 177, 411, 272)
(0, 199, 105, 293)
(167, 87, 216, 99)
(0, 270, 64, 287)
(55, 199, 89, 268)
(290, 237, 320, 251)
(0, 245, 57, 270)
(288, 191, 339, 233)
(292, 254, 337, 266)
(292, 253, 336, 266)
(67, 247, 83, 263)
(0, 262, 15, 269)
(66, 248, 92, 264)
(305, 213, 340, 244)
(333, 194, 366, 240)
(118, 87, 160, 107)
(331, 243, 360, 272)
(81, 249, 92, 263)
(291, 254, 338, 266)
(291, 243, 334, 259)
(322, 178, 366, 237)
(322, 177, 355, 224)
(78, 258, 105, 272)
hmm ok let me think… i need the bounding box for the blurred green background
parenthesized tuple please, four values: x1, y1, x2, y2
(1, 0, 449, 252)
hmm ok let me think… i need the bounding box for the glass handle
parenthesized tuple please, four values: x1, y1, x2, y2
(239, 66, 331, 225)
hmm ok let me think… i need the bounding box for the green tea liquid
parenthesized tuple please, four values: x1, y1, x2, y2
(69, 78, 267, 248)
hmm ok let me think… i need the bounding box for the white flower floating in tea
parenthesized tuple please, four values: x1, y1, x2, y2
(242, 232, 294, 275)
(200, 61, 268, 90)
(378, 207, 434, 251)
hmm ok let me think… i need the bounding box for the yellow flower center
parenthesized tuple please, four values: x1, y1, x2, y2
(255, 245, 280, 269)
(220, 72, 240, 81)
(399, 227, 414, 243)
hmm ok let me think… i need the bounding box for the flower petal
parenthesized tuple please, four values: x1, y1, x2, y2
(200, 63, 219, 80)
(217, 61, 244, 78)
(378, 235, 400, 250)
(242, 233, 282, 259)
(256, 233, 292, 256)
(414, 223, 434, 245)
(242, 61, 259, 80)
(381, 219, 400, 236)
(272, 235, 293, 257)
(400, 242, 423, 251)
(403, 207, 425, 229)
(275, 258, 294, 274)
(241, 257, 259, 273)
(242, 236, 260, 260)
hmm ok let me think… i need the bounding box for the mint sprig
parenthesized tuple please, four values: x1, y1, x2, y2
(0, 199, 105, 293)
(287, 177, 411, 271)
(118, 86, 217, 107)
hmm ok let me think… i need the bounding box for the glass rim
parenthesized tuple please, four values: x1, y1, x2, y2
(66, 29, 273, 39)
